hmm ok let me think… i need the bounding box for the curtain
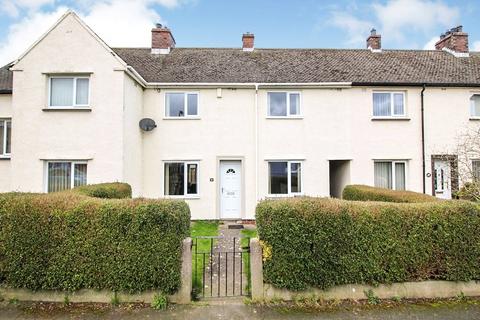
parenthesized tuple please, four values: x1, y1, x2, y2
(268, 93, 287, 116)
(393, 93, 404, 115)
(290, 162, 301, 193)
(374, 162, 392, 189)
(50, 78, 73, 106)
(187, 163, 197, 194)
(74, 163, 87, 187)
(269, 162, 288, 194)
(75, 78, 89, 105)
(166, 93, 185, 117)
(187, 94, 198, 116)
(48, 162, 71, 193)
(6, 121, 11, 154)
(395, 162, 406, 190)
(471, 95, 480, 117)
(373, 93, 391, 116)
(289, 93, 300, 115)
(165, 163, 184, 195)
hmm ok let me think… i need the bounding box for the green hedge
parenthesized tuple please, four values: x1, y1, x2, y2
(256, 197, 480, 291)
(342, 185, 438, 203)
(0, 184, 190, 293)
(72, 182, 132, 199)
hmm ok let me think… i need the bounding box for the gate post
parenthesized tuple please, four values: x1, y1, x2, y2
(250, 238, 264, 300)
(176, 237, 192, 304)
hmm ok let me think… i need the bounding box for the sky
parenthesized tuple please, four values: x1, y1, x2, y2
(0, 0, 480, 65)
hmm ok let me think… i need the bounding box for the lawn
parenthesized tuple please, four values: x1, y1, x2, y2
(190, 220, 219, 294)
(241, 227, 257, 296)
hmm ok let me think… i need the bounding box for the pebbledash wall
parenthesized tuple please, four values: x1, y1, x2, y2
(0, 12, 479, 219)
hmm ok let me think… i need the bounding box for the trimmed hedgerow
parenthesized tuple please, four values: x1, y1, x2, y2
(0, 185, 190, 293)
(256, 197, 480, 291)
(73, 182, 132, 199)
(342, 184, 438, 203)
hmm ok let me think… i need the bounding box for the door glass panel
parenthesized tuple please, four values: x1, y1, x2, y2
(290, 162, 301, 193)
(187, 163, 198, 194)
(269, 162, 288, 194)
(165, 163, 185, 195)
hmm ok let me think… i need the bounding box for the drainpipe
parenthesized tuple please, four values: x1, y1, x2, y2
(421, 84, 426, 194)
(254, 84, 259, 202)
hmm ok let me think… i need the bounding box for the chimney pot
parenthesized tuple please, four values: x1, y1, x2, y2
(435, 25, 469, 54)
(151, 24, 175, 54)
(366, 28, 381, 51)
(242, 32, 254, 51)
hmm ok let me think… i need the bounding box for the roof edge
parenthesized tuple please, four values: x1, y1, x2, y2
(352, 82, 480, 88)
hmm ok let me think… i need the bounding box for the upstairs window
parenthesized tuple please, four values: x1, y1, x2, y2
(0, 119, 11, 157)
(374, 161, 406, 190)
(49, 77, 90, 108)
(165, 93, 198, 117)
(47, 161, 87, 193)
(268, 92, 301, 117)
(164, 161, 199, 196)
(373, 92, 405, 117)
(268, 161, 302, 195)
(470, 95, 480, 118)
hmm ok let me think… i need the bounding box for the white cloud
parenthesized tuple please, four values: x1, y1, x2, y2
(329, 12, 372, 45)
(473, 41, 480, 51)
(0, 0, 55, 17)
(423, 36, 438, 50)
(0, 0, 191, 65)
(373, 0, 460, 41)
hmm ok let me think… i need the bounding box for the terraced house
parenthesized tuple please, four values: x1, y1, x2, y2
(0, 11, 479, 219)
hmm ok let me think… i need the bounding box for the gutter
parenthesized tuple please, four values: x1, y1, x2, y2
(352, 82, 480, 88)
(146, 82, 352, 89)
(421, 84, 426, 194)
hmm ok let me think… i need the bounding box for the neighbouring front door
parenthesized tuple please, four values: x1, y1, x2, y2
(434, 160, 452, 199)
(220, 160, 242, 219)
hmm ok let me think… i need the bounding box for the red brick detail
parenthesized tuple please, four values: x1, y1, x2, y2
(242, 33, 254, 49)
(152, 27, 175, 49)
(367, 35, 381, 50)
(435, 32, 468, 53)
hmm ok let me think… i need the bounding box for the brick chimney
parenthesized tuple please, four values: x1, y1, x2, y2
(242, 32, 254, 51)
(366, 28, 381, 51)
(435, 26, 468, 55)
(151, 23, 175, 54)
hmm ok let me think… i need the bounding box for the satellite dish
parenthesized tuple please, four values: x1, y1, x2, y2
(139, 118, 157, 131)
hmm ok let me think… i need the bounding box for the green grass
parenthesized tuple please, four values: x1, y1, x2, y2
(241, 227, 257, 296)
(190, 220, 219, 295)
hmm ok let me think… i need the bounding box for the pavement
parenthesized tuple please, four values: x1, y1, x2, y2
(1, 300, 479, 320)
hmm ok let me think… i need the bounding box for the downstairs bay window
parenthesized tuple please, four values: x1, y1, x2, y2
(268, 161, 302, 195)
(164, 161, 199, 196)
(46, 161, 87, 193)
(374, 161, 406, 190)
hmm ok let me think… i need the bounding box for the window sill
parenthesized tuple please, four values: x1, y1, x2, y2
(469, 117, 480, 121)
(163, 117, 200, 120)
(266, 116, 304, 120)
(42, 107, 92, 112)
(266, 194, 304, 198)
(371, 117, 410, 121)
(164, 195, 200, 200)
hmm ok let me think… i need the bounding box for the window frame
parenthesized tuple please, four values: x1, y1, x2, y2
(163, 161, 200, 198)
(48, 76, 91, 109)
(473, 159, 480, 181)
(470, 94, 480, 119)
(0, 119, 11, 158)
(372, 91, 406, 118)
(267, 91, 302, 118)
(164, 92, 200, 119)
(373, 160, 407, 190)
(267, 160, 303, 196)
(44, 160, 88, 192)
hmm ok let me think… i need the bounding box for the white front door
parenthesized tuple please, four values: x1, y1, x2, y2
(434, 160, 452, 199)
(220, 160, 242, 219)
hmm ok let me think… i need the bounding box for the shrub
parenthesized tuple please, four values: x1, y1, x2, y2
(0, 184, 190, 293)
(455, 182, 480, 202)
(256, 197, 480, 291)
(342, 185, 437, 203)
(72, 182, 132, 199)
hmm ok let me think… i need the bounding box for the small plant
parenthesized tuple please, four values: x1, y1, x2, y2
(392, 295, 402, 303)
(8, 297, 19, 305)
(364, 289, 380, 305)
(63, 294, 70, 306)
(151, 293, 168, 310)
(456, 291, 467, 301)
(111, 291, 120, 306)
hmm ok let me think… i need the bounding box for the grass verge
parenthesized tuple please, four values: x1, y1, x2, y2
(241, 227, 257, 296)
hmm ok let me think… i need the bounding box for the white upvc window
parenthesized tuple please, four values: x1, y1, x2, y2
(268, 161, 302, 195)
(374, 160, 407, 190)
(470, 94, 480, 118)
(267, 92, 301, 117)
(373, 91, 406, 117)
(46, 161, 87, 193)
(164, 161, 199, 196)
(0, 119, 11, 157)
(48, 76, 90, 108)
(165, 92, 199, 118)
